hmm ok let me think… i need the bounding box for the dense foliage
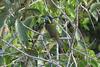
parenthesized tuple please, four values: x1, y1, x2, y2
(0, 0, 100, 67)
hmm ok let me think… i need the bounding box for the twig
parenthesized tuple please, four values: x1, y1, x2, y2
(0, 56, 23, 67)
(56, 42, 59, 65)
(18, 0, 42, 12)
(81, 5, 95, 30)
(66, 52, 71, 67)
(1, 39, 62, 67)
(72, 52, 77, 67)
(21, 22, 44, 36)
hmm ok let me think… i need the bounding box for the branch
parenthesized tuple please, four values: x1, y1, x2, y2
(1, 39, 62, 67)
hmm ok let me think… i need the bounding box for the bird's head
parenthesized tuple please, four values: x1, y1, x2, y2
(44, 15, 53, 24)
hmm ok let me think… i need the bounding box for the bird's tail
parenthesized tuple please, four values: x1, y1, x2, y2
(56, 39, 64, 53)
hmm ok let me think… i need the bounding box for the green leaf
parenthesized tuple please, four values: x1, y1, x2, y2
(25, 8, 41, 16)
(90, 3, 100, 12)
(15, 19, 29, 46)
(82, 18, 89, 24)
(89, 60, 98, 67)
(7, 15, 15, 27)
(23, 16, 33, 27)
(78, 60, 87, 67)
(0, 56, 4, 66)
(0, 13, 6, 29)
(31, 1, 46, 15)
(89, 3, 100, 21)
(91, 11, 98, 21)
(75, 30, 80, 41)
(4, 55, 12, 66)
(0, 18, 4, 29)
(4, 0, 12, 5)
(0, 5, 8, 28)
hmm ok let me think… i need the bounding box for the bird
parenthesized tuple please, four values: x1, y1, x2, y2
(44, 15, 64, 53)
(45, 15, 59, 39)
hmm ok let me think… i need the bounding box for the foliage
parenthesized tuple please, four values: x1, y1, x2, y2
(0, 0, 100, 67)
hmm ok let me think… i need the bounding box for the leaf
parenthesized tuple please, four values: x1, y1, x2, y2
(78, 60, 87, 67)
(7, 15, 15, 27)
(44, 0, 58, 10)
(4, 0, 12, 5)
(0, 12, 6, 29)
(90, 3, 100, 12)
(15, 19, 29, 46)
(25, 8, 41, 16)
(91, 11, 98, 21)
(0, 56, 4, 66)
(82, 18, 89, 24)
(4, 55, 12, 66)
(82, 18, 89, 30)
(75, 30, 80, 41)
(89, 60, 98, 67)
(23, 16, 33, 27)
(27, 60, 33, 67)
(89, 3, 100, 21)
(0, 18, 4, 29)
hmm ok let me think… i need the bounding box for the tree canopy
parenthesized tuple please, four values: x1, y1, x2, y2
(0, 0, 100, 67)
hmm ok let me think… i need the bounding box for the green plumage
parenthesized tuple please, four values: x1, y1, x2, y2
(45, 22, 59, 39)
(45, 16, 59, 40)
(44, 16, 64, 53)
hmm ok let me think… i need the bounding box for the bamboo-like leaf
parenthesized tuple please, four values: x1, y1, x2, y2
(89, 3, 100, 21)
(0, 8, 7, 29)
(15, 19, 29, 46)
(90, 3, 100, 12)
(25, 8, 41, 16)
(23, 16, 33, 27)
(44, 0, 58, 9)
(78, 60, 87, 67)
(89, 60, 98, 67)
(75, 30, 80, 41)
